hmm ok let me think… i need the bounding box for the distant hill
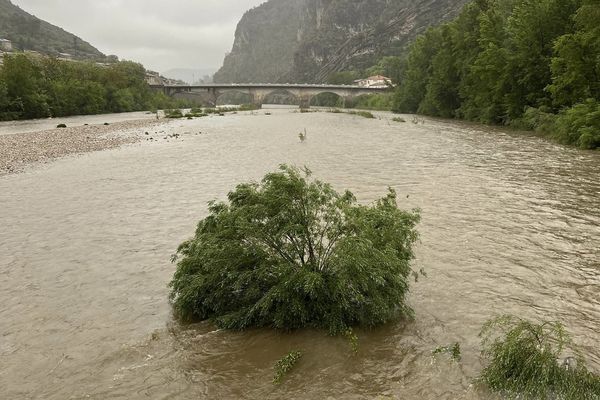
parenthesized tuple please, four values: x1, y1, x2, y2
(0, 0, 104, 60)
(214, 0, 469, 83)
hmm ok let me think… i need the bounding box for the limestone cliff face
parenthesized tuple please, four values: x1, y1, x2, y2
(214, 0, 469, 83)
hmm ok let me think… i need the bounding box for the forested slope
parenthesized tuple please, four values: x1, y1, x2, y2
(393, 0, 600, 149)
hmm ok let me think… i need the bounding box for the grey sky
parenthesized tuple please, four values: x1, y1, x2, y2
(12, 0, 266, 73)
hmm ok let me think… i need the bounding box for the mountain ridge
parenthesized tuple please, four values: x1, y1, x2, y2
(214, 0, 470, 83)
(0, 0, 104, 60)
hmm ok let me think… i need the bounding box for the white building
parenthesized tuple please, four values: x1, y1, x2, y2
(0, 39, 12, 52)
(354, 75, 392, 88)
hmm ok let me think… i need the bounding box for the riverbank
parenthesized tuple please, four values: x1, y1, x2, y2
(0, 119, 166, 175)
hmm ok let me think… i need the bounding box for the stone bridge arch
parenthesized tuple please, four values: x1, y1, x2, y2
(152, 84, 387, 108)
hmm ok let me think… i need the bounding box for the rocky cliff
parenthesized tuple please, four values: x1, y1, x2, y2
(214, 0, 470, 83)
(0, 0, 104, 60)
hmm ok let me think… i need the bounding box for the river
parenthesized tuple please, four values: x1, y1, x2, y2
(0, 108, 598, 399)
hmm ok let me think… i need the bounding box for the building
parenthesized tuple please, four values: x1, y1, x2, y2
(145, 70, 163, 85)
(0, 39, 12, 52)
(354, 75, 392, 88)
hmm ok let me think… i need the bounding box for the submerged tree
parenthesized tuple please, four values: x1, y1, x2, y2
(480, 315, 600, 399)
(170, 165, 421, 334)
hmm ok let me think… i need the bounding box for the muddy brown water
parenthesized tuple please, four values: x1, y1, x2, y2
(1, 109, 598, 399)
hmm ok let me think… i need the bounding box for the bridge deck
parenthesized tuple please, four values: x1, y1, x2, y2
(150, 83, 389, 91)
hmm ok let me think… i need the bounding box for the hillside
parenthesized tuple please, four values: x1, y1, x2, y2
(0, 0, 104, 60)
(214, 0, 470, 83)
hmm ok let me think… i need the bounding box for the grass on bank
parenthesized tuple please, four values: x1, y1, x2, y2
(164, 104, 260, 119)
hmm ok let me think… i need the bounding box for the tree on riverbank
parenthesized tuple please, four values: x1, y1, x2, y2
(169, 165, 421, 334)
(0, 54, 189, 121)
(391, 0, 600, 149)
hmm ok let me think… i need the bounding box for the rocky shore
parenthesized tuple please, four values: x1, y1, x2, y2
(0, 119, 166, 175)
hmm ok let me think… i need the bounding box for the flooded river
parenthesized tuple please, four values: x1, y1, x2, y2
(1, 109, 598, 399)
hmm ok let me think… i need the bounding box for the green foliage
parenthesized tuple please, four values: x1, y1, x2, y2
(0, 54, 191, 120)
(165, 109, 184, 119)
(344, 329, 359, 355)
(238, 103, 260, 111)
(512, 106, 558, 133)
(392, 0, 600, 148)
(392, 117, 406, 123)
(347, 110, 376, 119)
(273, 351, 302, 384)
(479, 315, 600, 399)
(170, 165, 420, 334)
(432, 343, 461, 362)
(554, 99, 600, 149)
(352, 94, 394, 111)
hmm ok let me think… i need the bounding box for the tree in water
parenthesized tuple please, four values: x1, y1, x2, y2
(170, 165, 421, 334)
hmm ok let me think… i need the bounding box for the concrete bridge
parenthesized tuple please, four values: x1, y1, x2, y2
(149, 83, 389, 108)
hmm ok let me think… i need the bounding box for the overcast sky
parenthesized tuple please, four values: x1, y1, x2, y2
(12, 0, 265, 73)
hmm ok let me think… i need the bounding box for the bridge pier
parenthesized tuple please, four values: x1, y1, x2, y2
(299, 94, 313, 109)
(248, 89, 264, 109)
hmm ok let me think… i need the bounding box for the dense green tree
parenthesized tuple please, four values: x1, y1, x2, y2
(391, 0, 598, 149)
(418, 25, 461, 118)
(0, 54, 50, 118)
(549, 0, 600, 107)
(0, 54, 190, 120)
(503, 0, 580, 119)
(170, 166, 421, 334)
(392, 29, 441, 113)
(459, 0, 514, 122)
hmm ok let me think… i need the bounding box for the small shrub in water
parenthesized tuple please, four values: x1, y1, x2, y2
(348, 110, 375, 119)
(56, 123, 67, 128)
(392, 117, 406, 123)
(433, 342, 461, 362)
(479, 315, 600, 399)
(238, 103, 260, 111)
(273, 351, 302, 384)
(170, 165, 420, 334)
(165, 109, 184, 119)
(345, 329, 359, 355)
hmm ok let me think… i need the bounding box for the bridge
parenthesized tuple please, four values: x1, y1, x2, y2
(149, 83, 390, 108)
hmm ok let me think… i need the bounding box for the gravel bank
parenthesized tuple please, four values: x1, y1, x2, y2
(0, 119, 166, 175)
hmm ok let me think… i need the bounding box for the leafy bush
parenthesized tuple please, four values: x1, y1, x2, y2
(513, 107, 558, 133)
(554, 99, 600, 149)
(432, 342, 461, 362)
(347, 110, 376, 119)
(164, 109, 184, 119)
(273, 351, 302, 384)
(480, 315, 600, 399)
(170, 165, 420, 334)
